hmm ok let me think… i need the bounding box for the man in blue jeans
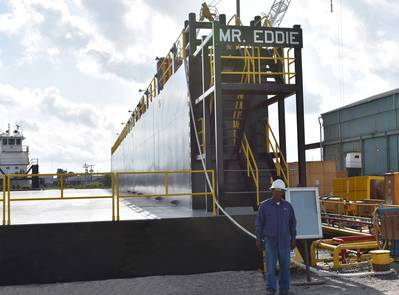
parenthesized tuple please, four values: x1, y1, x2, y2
(255, 179, 296, 295)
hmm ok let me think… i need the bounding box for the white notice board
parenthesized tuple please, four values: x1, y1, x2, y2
(285, 187, 322, 239)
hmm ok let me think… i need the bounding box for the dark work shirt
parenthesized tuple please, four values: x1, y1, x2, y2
(255, 198, 297, 249)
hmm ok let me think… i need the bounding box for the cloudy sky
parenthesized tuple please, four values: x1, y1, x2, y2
(0, 0, 398, 173)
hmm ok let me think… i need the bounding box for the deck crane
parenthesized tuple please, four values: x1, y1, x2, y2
(200, 0, 292, 27)
(261, 0, 292, 27)
(199, 1, 221, 22)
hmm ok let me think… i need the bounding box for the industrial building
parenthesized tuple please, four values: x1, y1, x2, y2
(322, 88, 399, 176)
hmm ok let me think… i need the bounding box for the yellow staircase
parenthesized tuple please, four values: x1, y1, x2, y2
(265, 121, 289, 185)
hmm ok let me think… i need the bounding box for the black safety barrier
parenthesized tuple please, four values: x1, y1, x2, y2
(0, 215, 258, 285)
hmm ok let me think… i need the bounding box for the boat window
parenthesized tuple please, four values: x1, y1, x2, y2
(6, 167, 9, 170)
(2, 139, 6, 145)
(8, 138, 15, 145)
(16, 138, 21, 145)
(14, 166, 18, 170)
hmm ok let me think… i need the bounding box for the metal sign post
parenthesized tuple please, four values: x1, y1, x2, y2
(286, 188, 323, 284)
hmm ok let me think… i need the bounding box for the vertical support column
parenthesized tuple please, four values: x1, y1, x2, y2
(294, 25, 311, 283)
(294, 25, 306, 188)
(265, 99, 270, 153)
(278, 97, 287, 159)
(188, 13, 196, 59)
(188, 13, 201, 210)
(202, 36, 213, 212)
(212, 21, 224, 206)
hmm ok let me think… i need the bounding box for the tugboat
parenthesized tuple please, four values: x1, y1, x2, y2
(0, 124, 39, 189)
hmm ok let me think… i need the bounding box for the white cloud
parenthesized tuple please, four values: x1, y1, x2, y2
(0, 0, 398, 168)
(0, 83, 117, 172)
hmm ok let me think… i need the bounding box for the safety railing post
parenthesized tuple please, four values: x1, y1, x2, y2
(60, 174, 64, 199)
(111, 173, 115, 221)
(165, 172, 169, 195)
(251, 47, 256, 83)
(2, 175, 6, 225)
(116, 173, 120, 221)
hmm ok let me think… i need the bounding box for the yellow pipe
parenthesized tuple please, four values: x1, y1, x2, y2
(312, 239, 379, 269)
(318, 242, 339, 251)
(329, 242, 378, 270)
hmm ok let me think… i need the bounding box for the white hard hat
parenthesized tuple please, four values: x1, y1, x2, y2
(270, 179, 286, 191)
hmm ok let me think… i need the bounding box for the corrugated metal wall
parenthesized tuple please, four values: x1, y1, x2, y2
(322, 90, 399, 175)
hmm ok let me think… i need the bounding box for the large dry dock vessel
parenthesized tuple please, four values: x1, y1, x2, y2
(111, 10, 307, 212)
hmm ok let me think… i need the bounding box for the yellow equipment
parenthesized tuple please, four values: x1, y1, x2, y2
(311, 235, 379, 270)
(333, 176, 384, 201)
(320, 197, 390, 217)
(369, 250, 393, 271)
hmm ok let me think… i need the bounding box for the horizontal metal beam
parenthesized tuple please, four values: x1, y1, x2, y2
(221, 83, 296, 95)
(195, 21, 213, 29)
(184, 21, 213, 33)
(305, 142, 322, 150)
(251, 94, 290, 109)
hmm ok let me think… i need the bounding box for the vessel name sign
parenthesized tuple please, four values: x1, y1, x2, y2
(218, 26, 302, 48)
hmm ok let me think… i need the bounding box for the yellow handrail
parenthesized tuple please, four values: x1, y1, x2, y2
(3, 170, 217, 225)
(6, 172, 116, 225)
(265, 122, 289, 184)
(241, 134, 260, 206)
(232, 47, 252, 144)
(220, 49, 295, 84)
(209, 46, 215, 85)
(115, 170, 217, 218)
(198, 117, 205, 153)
